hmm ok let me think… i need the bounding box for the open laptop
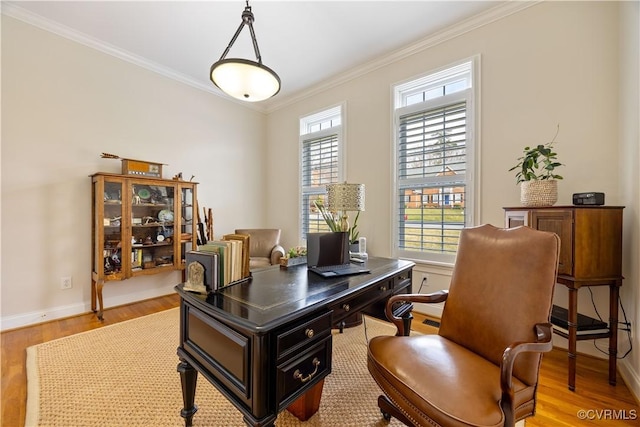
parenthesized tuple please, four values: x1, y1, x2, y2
(307, 232, 370, 278)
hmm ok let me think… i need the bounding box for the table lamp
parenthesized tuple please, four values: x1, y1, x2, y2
(326, 182, 365, 232)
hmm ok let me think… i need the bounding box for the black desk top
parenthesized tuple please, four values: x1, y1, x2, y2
(176, 256, 414, 332)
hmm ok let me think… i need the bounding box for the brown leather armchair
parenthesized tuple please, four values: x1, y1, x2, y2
(367, 224, 560, 427)
(234, 228, 285, 270)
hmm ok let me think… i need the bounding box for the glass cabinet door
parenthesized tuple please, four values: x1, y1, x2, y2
(130, 182, 176, 274)
(179, 185, 196, 266)
(100, 179, 125, 279)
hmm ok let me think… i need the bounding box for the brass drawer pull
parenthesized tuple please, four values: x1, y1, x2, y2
(293, 358, 321, 383)
(305, 328, 314, 338)
(342, 304, 350, 312)
(379, 286, 387, 291)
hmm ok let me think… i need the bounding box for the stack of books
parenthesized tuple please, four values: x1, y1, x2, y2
(196, 234, 250, 288)
(550, 305, 609, 336)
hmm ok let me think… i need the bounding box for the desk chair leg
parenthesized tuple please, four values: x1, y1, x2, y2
(378, 395, 414, 426)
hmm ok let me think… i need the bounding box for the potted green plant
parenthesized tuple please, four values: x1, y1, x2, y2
(313, 199, 361, 248)
(508, 126, 564, 207)
(280, 246, 307, 268)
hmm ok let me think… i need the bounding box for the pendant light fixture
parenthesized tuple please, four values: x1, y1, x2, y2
(210, 1, 281, 102)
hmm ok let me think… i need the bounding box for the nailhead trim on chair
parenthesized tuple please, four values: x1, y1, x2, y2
(369, 360, 440, 427)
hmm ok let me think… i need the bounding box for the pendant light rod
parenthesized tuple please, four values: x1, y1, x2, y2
(218, 1, 262, 64)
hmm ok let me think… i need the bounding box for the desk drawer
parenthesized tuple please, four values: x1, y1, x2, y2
(276, 311, 332, 361)
(330, 282, 392, 320)
(276, 337, 331, 408)
(393, 273, 412, 289)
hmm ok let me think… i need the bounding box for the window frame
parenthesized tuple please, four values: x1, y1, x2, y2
(299, 104, 346, 242)
(391, 58, 478, 264)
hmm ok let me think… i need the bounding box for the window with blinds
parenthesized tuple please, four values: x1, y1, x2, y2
(300, 106, 344, 239)
(394, 60, 475, 262)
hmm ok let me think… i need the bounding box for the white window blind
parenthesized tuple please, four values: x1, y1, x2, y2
(300, 105, 344, 239)
(301, 133, 339, 234)
(394, 59, 475, 263)
(398, 100, 467, 255)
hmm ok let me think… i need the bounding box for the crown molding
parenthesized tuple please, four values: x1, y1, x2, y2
(1, 1, 268, 113)
(263, 1, 540, 114)
(2, 1, 539, 115)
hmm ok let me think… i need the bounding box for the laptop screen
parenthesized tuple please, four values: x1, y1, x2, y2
(307, 232, 350, 268)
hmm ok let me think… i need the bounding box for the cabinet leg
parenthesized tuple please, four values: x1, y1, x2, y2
(608, 283, 620, 386)
(91, 279, 97, 312)
(177, 360, 198, 427)
(567, 288, 578, 391)
(95, 279, 104, 321)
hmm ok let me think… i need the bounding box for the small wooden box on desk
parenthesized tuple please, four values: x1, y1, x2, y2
(503, 205, 624, 391)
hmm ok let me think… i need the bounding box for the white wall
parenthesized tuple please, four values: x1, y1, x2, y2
(0, 16, 266, 328)
(618, 0, 640, 402)
(265, 1, 638, 396)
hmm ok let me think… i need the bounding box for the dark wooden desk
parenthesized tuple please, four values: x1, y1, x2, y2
(175, 257, 414, 427)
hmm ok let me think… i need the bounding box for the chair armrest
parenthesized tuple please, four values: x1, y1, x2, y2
(270, 245, 285, 265)
(384, 291, 449, 336)
(499, 322, 553, 426)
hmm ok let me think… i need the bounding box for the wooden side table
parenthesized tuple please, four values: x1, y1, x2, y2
(504, 206, 624, 391)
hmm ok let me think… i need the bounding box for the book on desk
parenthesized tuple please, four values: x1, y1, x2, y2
(550, 304, 609, 336)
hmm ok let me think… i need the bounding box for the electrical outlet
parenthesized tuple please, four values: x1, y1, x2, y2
(422, 273, 429, 285)
(417, 273, 429, 292)
(60, 276, 72, 290)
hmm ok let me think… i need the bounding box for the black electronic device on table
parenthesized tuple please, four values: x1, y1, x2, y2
(307, 232, 370, 278)
(572, 192, 605, 205)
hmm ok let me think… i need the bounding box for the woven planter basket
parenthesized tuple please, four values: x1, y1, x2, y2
(520, 180, 558, 207)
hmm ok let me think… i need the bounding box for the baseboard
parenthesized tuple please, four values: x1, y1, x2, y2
(618, 358, 640, 404)
(413, 303, 444, 319)
(0, 285, 176, 331)
(1, 302, 87, 331)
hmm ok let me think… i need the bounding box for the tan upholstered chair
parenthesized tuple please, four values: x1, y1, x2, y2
(368, 224, 560, 427)
(235, 228, 285, 270)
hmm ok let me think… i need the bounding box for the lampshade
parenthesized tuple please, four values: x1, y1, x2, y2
(327, 183, 365, 212)
(210, 2, 280, 102)
(210, 59, 280, 102)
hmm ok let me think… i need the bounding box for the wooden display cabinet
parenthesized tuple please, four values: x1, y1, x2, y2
(503, 206, 624, 391)
(91, 173, 198, 320)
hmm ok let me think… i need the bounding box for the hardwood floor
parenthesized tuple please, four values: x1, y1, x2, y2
(2, 295, 638, 427)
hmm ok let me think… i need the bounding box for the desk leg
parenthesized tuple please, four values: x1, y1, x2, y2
(608, 283, 620, 386)
(286, 379, 325, 421)
(567, 288, 578, 391)
(177, 360, 198, 427)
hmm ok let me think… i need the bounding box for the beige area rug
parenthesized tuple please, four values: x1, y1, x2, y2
(26, 308, 415, 427)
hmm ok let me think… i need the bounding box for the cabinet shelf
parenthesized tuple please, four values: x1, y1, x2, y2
(132, 242, 172, 248)
(552, 329, 610, 340)
(132, 204, 172, 208)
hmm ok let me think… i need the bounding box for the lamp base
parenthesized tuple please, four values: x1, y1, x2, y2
(339, 214, 349, 232)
